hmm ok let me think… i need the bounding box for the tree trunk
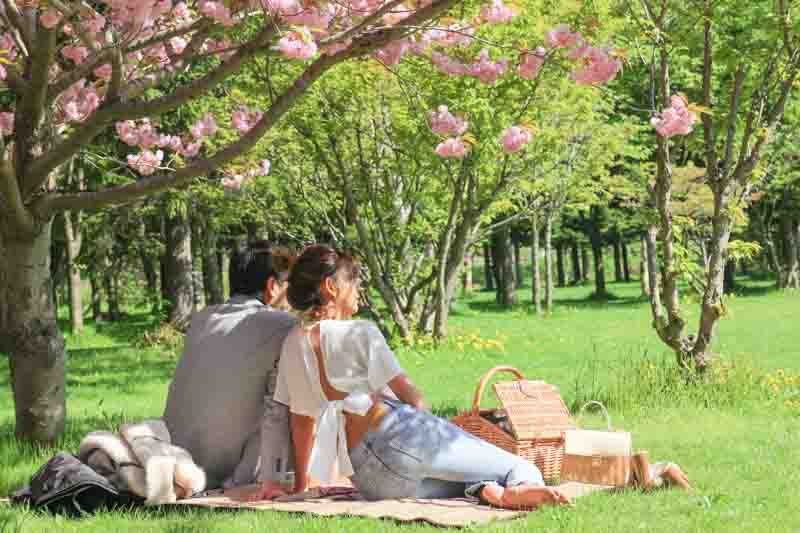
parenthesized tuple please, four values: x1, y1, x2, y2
(640, 235, 651, 297)
(780, 211, 800, 289)
(492, 225, 516, 307)
(555, 242, 566, 288)
(164, 208, 195, 329)
(723, 259, 736, 294)
(0, 223, 67, 442)
(202, 227, 225, 306)
(513, 236, 523, 289)
(482, 242, 494, 291)
(531, 216, 542, 315)
(63, 211, 84, 334)
(581, 245, 590, 283)
(621, 240, 631, 282)
(90, 273, 103, 321)
(571, 243, 581, 285)
(544, 215, 554, 312)
(590, 237, 607, 297)
(462, 252, 473, 295)
(220, 250, 230, 300)
(103, 258, 121, 321)
(613, 237, 623, 283)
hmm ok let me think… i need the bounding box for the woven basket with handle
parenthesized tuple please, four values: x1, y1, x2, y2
(450, 366, 575, 484)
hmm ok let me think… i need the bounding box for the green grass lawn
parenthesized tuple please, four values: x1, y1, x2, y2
(2, 278, 799, 532)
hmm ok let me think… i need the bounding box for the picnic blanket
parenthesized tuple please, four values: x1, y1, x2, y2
(168, 482, 614, 527)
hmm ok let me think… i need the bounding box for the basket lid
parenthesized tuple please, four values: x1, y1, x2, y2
(492, 380, 574, 440)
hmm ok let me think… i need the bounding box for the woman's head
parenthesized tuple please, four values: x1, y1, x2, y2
(287, 244, 361, 320)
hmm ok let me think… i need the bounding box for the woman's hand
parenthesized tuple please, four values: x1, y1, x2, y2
(247, 481, 288, 502)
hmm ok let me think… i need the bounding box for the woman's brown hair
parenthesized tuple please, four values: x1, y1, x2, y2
(287, 244, 360, 311)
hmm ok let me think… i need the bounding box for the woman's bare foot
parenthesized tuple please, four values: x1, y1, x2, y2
(662, 464, 691, 490)
(480, 483, 571, 510)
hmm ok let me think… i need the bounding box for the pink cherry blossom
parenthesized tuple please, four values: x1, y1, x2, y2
(651, 95, 698, 138)
(259, 159, 271, 175)
(430, 52, 469, 76)
(232, 107, 263, 133)
(60, 81, 100, 123)
(500, 125, 532, 153)
(426, 25, 474, 48)
(468, 49, 508, 85)
(518, 47, 546, 79)
(40, 9, 63, 29)
(429, 105, 468, 136)
(0, 65, 6, 81)
(190, 113, 218, 139)
(94, 64, 113, 79)
(481, 0, 516, 24)
(0, 112, 14, 136)
(278, 29, 318, 60)
(0, 33, 18, 61)
(173, 2, 192, 21)
(116, 121, 140, 146)
(62, 45, 90, 64)
(128, 149, 164, 176)
(169, 36, 188, 55)
(435, 138, 469, 159)
(283, 5, 334, 31)
(180, 141, 202, 157)
(374, 39, 410, 66)
(546, 24, 582, 49)
(83, 13, 107, 33)
(199, 1, 235, 26)
(570, 47, 622, 85)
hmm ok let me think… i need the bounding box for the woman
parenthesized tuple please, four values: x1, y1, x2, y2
(253, 244, 571, 509)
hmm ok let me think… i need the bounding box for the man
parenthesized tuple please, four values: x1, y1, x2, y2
(163, 241, 297, 490)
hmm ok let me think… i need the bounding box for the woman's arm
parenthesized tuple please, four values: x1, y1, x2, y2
(387, 373, 427, 410)
(290, 412, 316, 494)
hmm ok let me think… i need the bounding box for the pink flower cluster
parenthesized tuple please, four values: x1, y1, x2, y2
(569, 47, 622, 86)
(62, 45, 90, 64)
(651, 95, 697, 138)
(232, 107, 264, 134)
(190, 113, 219, 140)
(127, 149, 164, 176)
(424, 25, 475, 48)
(374, 39, 411, 67)
(0, 112, 14, 136)
(546, 24, 582, 49)
(435, 138, 469, 159)
(518, 47, 547, 80)
(278, 29, 318, 60)
(40, 9, 63, 29)
(199, 1, 235, 26)
(500, 125, 532, 153)
(469, 49, 508, 85)
(115, 117, 209, 172)
(429, 106, 468, 136)
(221, 159, 271, 191)
(481, 0, 516, 24)
(60, 81, 100, 123)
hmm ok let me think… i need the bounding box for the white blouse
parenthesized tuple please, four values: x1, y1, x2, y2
(274, 320, 404, 482)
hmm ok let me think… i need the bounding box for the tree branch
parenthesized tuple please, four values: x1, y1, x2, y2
(30, 0, 461, 215)
(0, 153, 35, 236)
(721, 63, 747, 176)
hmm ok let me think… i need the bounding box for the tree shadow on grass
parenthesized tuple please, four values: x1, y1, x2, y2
(64, 347, 176, 390)
(462, 291, 646, 314)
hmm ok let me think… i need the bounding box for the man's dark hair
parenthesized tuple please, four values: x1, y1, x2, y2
(229, 240, 286, 297)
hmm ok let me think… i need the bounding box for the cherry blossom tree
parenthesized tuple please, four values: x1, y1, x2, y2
(0, 0, 476, 443)
(628, 0, 800, 371)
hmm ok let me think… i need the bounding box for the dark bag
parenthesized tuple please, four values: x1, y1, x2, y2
(10, 452, 142, 516)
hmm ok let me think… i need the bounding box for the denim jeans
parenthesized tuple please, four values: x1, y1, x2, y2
(349, 399, 544, 501)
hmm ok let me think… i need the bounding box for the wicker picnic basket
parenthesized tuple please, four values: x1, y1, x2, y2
(451, 366, 575, 483)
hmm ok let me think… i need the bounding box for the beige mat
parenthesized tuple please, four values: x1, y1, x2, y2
(170, 482, 613, 528)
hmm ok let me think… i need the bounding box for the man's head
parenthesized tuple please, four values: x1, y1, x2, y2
(229, 240, 293, 309)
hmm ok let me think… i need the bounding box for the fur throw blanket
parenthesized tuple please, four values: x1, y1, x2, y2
(78, 419, 206, 505)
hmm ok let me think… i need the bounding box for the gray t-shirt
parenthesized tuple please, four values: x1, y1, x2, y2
(163, 296, 296, 489)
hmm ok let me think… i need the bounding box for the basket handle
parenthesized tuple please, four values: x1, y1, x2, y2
(471, 366, 525, 415)
(575, 400, 613, 431)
